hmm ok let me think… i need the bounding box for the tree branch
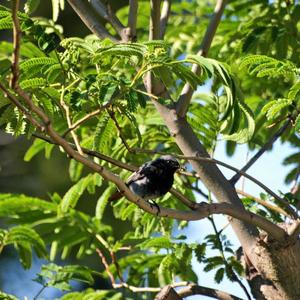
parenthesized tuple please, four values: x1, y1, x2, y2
(130, 147, 297, 218)
(230, 119, 291, 184)
(98, 242, 246, 300)
(62, 107, 104, 137)
(4, 86, 290, 241)
(236, 189, 290, 218)
(66, 0, 118, 41)
(149, 0, 161, 40)
(159, 0, 171, 39)
(96, 248, 115, 284)
(32, 133, 202, 211)
(177, 284, 244, 300)
(128, 0, 138, 41)
(155, 286, 182, 300)
(89, 0, 129, 41)
(10, 0, 21, 89)
(176, 0, 227, 118)
(107, 109, 132, 152)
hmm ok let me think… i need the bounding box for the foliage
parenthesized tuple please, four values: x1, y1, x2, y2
(0, 0, 300, 299)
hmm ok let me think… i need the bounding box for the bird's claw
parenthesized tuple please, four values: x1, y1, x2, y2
(148, 200, 160, 216)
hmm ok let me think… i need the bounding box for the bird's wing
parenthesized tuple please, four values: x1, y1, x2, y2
(127, 161, 161, 185)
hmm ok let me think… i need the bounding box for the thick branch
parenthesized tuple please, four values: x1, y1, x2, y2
(176, 0, 227, 118)
(230, 119, 291, 184)
(149, 0, 161, 40)
(67, 0, 118, 41)
(159, 0, 171, 39)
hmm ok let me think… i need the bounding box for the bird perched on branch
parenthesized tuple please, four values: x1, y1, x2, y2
(109, 156, 181, 209)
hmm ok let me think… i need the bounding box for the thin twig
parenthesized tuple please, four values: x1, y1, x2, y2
(230, 119, 291, 184)
(236, 189, 289, 217)
(33, 132, 135, 171)
(62, 107, 104, 137)
(97, 253, 244, 300)
(62, 99, 115, 137)
(96, 248, 115, 284)
(149, 0, 161, 40)
(107, 109, 132, 152)
(113, 281, 190, 293)
(33, 286, 46, 300)
(187, 184, 209, 200)
(128, 0, 138, 41)
(208, 217, 252, 300)
(10, 0, 21, 89)
(110, 250, 125, 283)
(67, 0, 118, 41)
(60, 86, 84, 155)
(176, 0, 227, 118)
(159, 0, 171, 39)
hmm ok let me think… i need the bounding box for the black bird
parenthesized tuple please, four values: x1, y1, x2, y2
(110, 156, 181, 205)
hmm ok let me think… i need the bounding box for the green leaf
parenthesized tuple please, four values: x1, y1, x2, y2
(20, 77, 46, 89)
(69, 160, 84, 182)
(194, 243, 206, 262)
(20, 57, 57, 73)
(0, 193, 56, 217)
(34, 263, 94, 291)
(95, 184, 115, 220)
(222, 101, 255, 143)
(60, 175, 92, 212)
(4, 225, 47, 268)
(139, 236, 172, 249)
(93, 116, 115, 153)
(288, 81, 300, 100)
(214, 268, 225, 283)
(158, 254, 174, 285)
(0, 16, 12, 30)
(0, 291, 18, 300)
(24, 139, 47, 161)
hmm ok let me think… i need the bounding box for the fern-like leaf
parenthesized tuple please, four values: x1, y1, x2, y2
(60, 175, 92, 213)
(240, 55, 297, 78)
(20, 77, 46, 89)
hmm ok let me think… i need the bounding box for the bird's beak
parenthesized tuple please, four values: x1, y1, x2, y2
(179, 166, 186, 172)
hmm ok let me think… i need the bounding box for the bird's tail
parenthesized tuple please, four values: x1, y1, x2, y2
(108, 190, 125, 202)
